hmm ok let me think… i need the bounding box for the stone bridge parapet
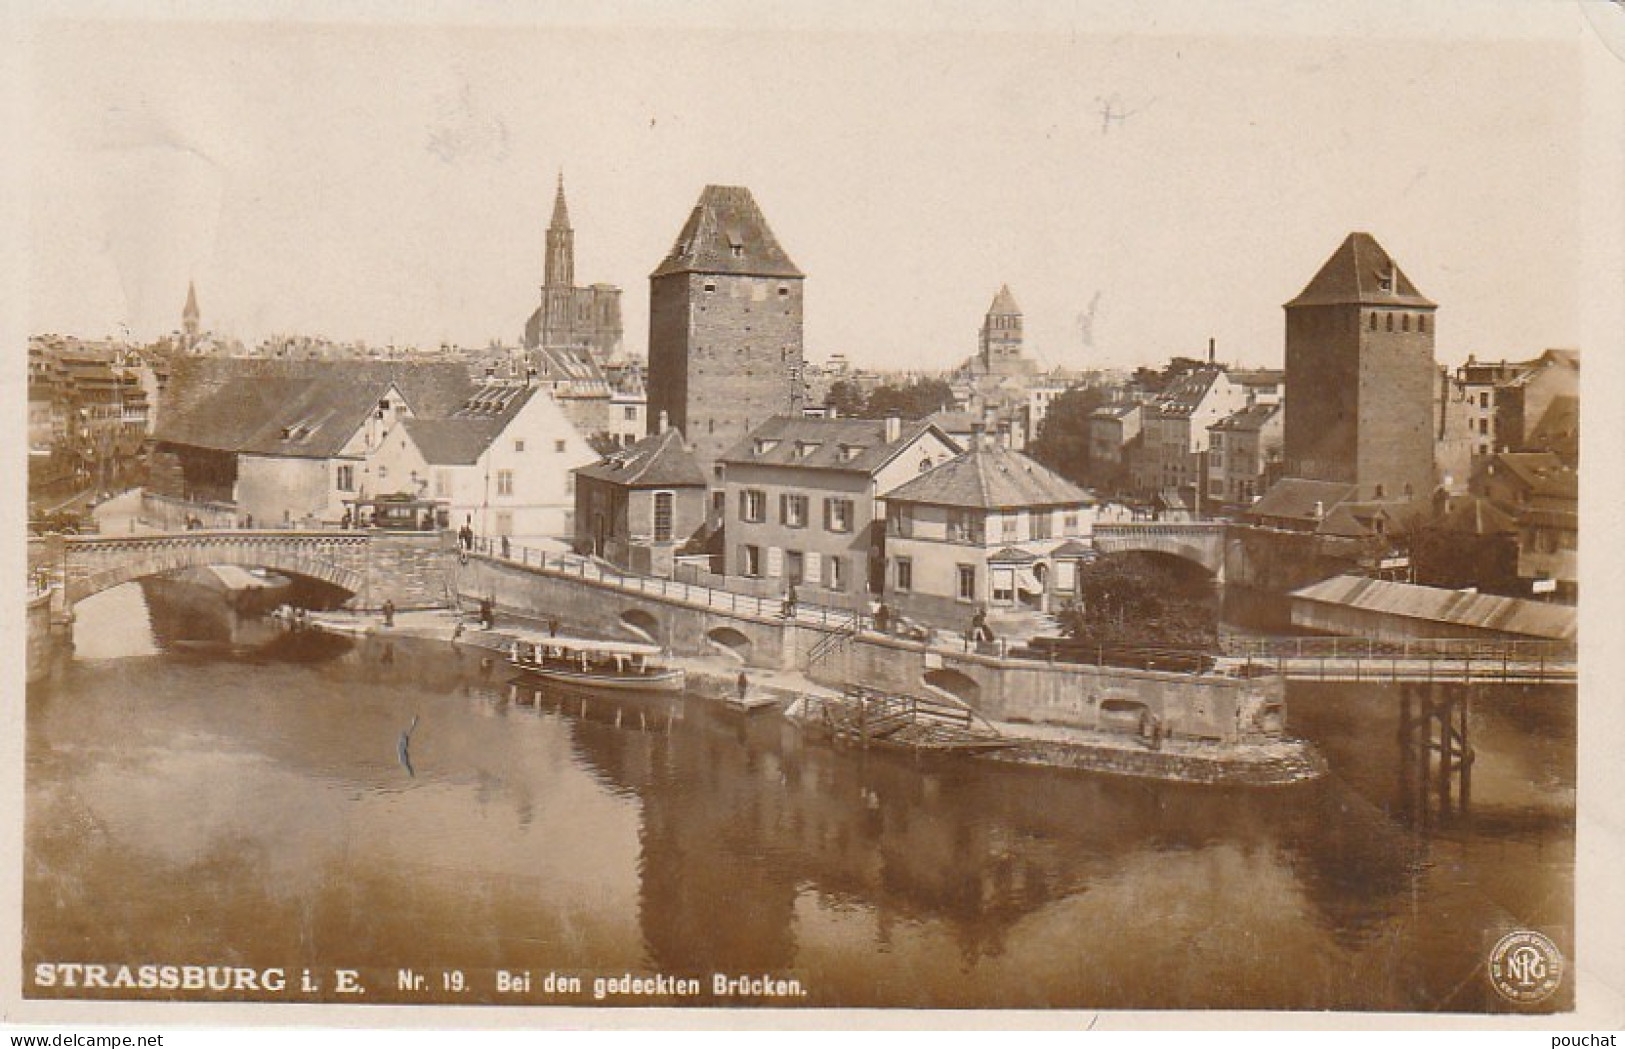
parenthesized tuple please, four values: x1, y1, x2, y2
(1092, 521, 1227, 579)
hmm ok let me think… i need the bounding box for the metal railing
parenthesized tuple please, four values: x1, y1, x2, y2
(1220, 635, 1576, 663)
(470, 538, 874, 632)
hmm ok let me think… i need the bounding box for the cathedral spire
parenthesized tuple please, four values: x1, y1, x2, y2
(544, 171, 575, 288)
(550, 170, 571, 231)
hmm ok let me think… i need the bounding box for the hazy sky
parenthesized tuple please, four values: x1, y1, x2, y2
(23, 3, 1596, 371)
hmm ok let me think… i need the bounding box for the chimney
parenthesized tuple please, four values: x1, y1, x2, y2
(1208, 337, 1216, 365)
(884, 413, 901, 443)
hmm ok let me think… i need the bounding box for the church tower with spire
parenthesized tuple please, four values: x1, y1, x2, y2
(977, 284, 1032, 377)
(182, 281, 201, 342)
(523, 172, 623, 362)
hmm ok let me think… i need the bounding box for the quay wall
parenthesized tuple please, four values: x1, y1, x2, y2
(453, 552, 1279, 743)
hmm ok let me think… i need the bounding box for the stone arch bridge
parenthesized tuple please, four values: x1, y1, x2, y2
(28, 530, 455, 611)
(1090, 521, 1228, 580)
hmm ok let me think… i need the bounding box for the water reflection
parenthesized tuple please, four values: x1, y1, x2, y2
(24, 587, 1575, 1012)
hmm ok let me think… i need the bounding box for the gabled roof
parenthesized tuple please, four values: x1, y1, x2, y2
(1152, 367, 1225, 416)
(1525, 395, 1578, 458)
(532, 344, 608, 388)
(719, 415, 952, 476)
(1247, 477, 1359, 523)
(1229, 368, 1285, 387)
(1292, 575, 1575, 641)
(986, 284, 1021, 316)
(882, 443, 1092, 510)
(155, 359, 479, 458)
(987, 546, 1039, 564)
(1285, 232, 1436, 309)
(1437, 496, 1518, 536)
(1482, 451, 1577, 499)
(575, 427, 707, 487)
(650, 185, 803, 280)
(403, 384, 539, 466)
(1209, 402, 1281, 433)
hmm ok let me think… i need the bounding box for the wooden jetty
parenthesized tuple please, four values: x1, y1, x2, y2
(795, 685, 1014, 754)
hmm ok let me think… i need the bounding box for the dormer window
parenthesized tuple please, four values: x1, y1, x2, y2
(839, 445, 862, 462)
(796, 441, 820, 459)
(754, 438, 780, 455)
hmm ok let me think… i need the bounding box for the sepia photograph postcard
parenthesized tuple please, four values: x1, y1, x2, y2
(3, 0, 1623, 1035)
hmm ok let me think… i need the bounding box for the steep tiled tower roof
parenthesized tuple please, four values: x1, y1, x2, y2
(988, 283, 1020, 315)
(650, 185, 803, 279)
(1285, 232, 1435, 308)
(182, 281, 200, 336)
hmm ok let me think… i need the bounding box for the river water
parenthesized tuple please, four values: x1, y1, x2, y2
(23, 583, 1575, 1012)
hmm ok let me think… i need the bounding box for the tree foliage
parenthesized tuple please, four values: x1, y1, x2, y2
(824, 377, 954, 421)
(1056, 553, 1218, 650)
(1027, 385, 1110, 489)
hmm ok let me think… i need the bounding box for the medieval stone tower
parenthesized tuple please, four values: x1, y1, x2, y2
(978, 284, 1031, 376)
(1283, 232, 1437, 502)
(646, 184, 805, 479)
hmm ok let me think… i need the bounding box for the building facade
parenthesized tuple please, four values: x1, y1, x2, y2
(718, 416, 960, 608)
(1282, 232, 1437, 503)
(880, 442, 1096, 629)
(1206, 402, 1284, 509)
(572, 427, 709, 577)
(647, 185, 806, 481)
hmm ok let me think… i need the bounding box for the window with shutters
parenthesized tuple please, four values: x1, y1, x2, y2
(825, 497, 854, 533)
(782, 493, 808, 528)
(653, 491, 674, 542)
(1030, 510, 1053, 540)
(785, 550, 804, 584)
(895, 557, 913, 592)
(740, 489, 767, 522)
(740, 544, 762, 577)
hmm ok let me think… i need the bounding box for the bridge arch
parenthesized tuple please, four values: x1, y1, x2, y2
(922, 668, 981, 708)
(619, 608, 661, 643)
(1089, 522, 1227, 580)
(60, 533, 369, 606)
(705, 626, 752, 663)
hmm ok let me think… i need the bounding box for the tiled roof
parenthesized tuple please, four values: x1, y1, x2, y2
(719, 415, 949, 476)
(1292, 575, 1575, 641)
(1285, 232, 1436, 309)
(404, 384, 538, 466)
(1152, 367, 1224, 416)
(1247, 477, 1359, 522)
(575, 428, 707, 487)
(156, 358, 479, 458)
(1484, 452, 1577, 499)
(1525, 395, 1578, 458)
(882, 443, 1092, 510)
(987, 284, 1020, 316)
(1209, 402, 1281, 433)
(650, 185, 803, 280)
(1090, 403, 1141, 420)
(1437, 496, 1518, 536)
(1230, 368, 1285, 387)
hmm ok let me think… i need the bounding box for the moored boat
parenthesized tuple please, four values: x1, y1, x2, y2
(508, 633, 686, 692)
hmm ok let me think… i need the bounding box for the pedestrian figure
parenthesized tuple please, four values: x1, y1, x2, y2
(459, 522, 474, 550)
(875, 603, 890, 635)
(500, 534, 511, 559)
(781, 584, 798, 619)
(341, 508, 353, 530)
(480, 596, 494, 630)
(736, 670, 749, 703)
(382, 599, 395, 628)
(549, 617, 560, 638)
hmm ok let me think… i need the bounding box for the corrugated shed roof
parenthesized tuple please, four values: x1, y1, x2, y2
(650, 185, 803, 280)
(1292, 575, 1575, 641)
(575, 428, 707, 487)
(1284, 232, 1436, 309)
(719, 415, 947, 476)
(882, 444, 1092, 510)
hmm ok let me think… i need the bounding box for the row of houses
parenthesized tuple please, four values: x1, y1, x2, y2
(28, 337, 158, 497)
(573, 413, 1099, 631)
(147, 359, 596, 541)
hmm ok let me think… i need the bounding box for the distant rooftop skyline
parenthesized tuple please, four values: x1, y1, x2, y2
(23, 6, 1598, 371)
